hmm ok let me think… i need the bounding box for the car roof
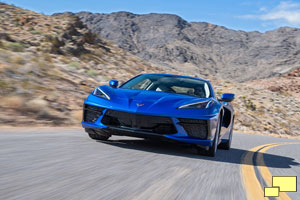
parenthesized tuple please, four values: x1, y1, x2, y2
(142, 73, 210, 83)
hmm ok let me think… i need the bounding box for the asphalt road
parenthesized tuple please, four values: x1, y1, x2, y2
(0, 128, 299, 200)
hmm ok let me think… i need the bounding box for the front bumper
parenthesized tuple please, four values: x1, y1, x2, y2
(81, 103, 219, 147)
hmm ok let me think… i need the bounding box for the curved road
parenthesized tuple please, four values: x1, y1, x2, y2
(0, 128, 299, 200)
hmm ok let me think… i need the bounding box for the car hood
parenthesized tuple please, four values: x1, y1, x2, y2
(87, 85, 219, 117)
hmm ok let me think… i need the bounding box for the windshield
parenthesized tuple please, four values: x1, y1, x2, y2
(120, 74, 211, 98)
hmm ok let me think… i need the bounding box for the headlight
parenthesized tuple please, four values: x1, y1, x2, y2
(93, 87, 110, 100)
(177, 100, 213, 109)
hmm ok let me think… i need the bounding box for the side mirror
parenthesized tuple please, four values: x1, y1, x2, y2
(109, 80, 118, 88)
(221, 93, 235, 102)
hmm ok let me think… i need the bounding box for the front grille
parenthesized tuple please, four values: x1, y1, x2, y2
(178, 118, 208, 139)
(101, 109, 177, 135)
(83, 104, 104, 123)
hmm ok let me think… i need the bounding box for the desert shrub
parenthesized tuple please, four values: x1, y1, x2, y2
(45, 35, 64, 54)
(244, 99, 256, 111)
(0, 81, 15, 95)
(43, 53, 53, 63)
(31, 29, 42, 35)
(59, 56, 70, 64)
(9, 56, 26, 65)
(216, 90, 223, 96)
(94, 49, 103, 56)
(5, 42, 24, 52)
(68, 61, 81, 69)
(87, 69, 97, 76)
(38, 61, 53, 72)
(30, 56, 39, 63)
(55, 29, 63, 34)
(20, 81, 47, 91)
(274, 107, 284, 114)
(79, 53, 95, 62)
(54, 25, 62, 29)
(15, 16, 20, 23)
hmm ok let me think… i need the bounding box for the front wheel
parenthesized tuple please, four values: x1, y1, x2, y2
(218, 120, 234, 150)
(207, 117, 221, 157)
(85, 128, 110, 141)
(88, 133, 109, 141)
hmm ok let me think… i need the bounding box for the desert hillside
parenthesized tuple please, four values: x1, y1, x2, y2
(54, 11, 300, 82)
(0, 3, 299, 138)
(245, 68, 300, 99)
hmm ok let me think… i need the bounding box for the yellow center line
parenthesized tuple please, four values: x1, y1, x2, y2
(241, 144, 270, 200)
(241, 142, 300, 200)
(256, 142, 300, 200)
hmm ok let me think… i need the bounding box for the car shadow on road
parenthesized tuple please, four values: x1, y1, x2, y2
(98, 138, 299, 169)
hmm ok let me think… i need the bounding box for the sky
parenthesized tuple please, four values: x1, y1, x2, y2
(3, 0, 300, 32)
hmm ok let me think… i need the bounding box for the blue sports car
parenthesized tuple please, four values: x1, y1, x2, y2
(82, 73, 235, 157)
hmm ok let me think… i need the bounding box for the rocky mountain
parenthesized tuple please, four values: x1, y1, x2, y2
(55, 11, 300, 82)
(245, 68, 300, 99)
(1, 3, 299, 138)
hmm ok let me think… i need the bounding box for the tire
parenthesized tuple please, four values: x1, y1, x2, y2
(218, 120, 234, 150)
(85, 128, 110, 141)
(207, 117, 221, 157)
(88, 133, 109, 141)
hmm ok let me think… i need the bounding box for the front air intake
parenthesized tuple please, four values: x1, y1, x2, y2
(178, 118, 208, 139)
(83, 104, 104, 123)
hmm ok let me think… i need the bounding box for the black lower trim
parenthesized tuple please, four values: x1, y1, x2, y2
(104, 127, 168, 140)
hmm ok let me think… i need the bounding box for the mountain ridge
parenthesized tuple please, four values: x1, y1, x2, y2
(53, 11, 300, 82)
